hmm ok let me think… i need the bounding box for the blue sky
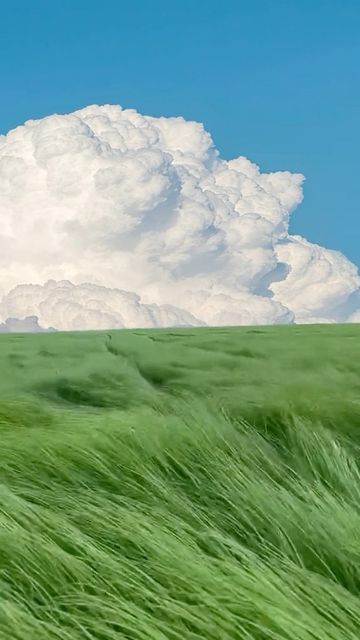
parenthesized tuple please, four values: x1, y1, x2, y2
(1, 0, 359, 266)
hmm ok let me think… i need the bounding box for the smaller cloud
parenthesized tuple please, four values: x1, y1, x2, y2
(0, 315, 56, 333)
(0, 280, 205, 331)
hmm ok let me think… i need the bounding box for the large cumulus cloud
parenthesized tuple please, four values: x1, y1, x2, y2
(0, 103, 359, 330)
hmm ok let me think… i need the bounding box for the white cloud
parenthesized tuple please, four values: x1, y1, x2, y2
(0, 104, 358, 330)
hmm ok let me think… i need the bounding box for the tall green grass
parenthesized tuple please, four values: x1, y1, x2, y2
(0, 324, 360, 638)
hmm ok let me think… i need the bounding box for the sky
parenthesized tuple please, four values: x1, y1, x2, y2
(1, 0, 359, 267)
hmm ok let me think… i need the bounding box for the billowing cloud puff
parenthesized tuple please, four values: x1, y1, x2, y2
(0, 103, 359, 330)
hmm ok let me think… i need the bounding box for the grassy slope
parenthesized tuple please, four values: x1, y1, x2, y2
(1, 324, 360, 639)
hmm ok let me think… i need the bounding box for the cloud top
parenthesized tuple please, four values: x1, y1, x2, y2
(0, 104, 359, 330)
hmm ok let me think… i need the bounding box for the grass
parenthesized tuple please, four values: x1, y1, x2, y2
(0, 324, 360, 638)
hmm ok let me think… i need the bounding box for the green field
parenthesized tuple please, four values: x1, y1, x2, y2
(1, 324, 360, 639)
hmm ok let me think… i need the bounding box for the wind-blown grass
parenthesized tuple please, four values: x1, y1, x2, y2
(0, 324, 360, 638)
